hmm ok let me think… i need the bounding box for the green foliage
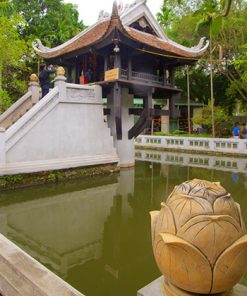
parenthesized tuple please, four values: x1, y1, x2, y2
(175, 65, 210, 104)
(0, 0, 86, 111)
(158, 0, 247, 111)
(3, 174, 23, 184)
(192, 101, 232, 137)
(12, 0, 86, 47)
(0, 89, 12, 111)
(0, 0, 12, 17)
(0, 14, 28, 110)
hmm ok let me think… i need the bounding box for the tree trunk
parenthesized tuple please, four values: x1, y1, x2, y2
(210, 34, 215, 138)
(222, 0, 232, 17)
(186, 66, 191, 134)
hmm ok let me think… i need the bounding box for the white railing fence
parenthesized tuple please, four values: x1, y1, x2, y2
(135, 135, 247, 155)
(135, 149, 247, 173)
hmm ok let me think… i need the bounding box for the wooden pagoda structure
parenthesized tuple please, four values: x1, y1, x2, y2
(33, 0, 208, 166)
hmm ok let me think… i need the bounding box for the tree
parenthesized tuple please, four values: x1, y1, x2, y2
(158, 0, 247, 133)
(0, 14, 27, 111)
(192, 101, 232, 137)
(12, 0, 86, 47)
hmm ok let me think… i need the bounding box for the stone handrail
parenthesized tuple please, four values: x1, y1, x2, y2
(0, 91, 33, 129)
(0, 75, 40, 130)
(135, 135, 247, 155)
(5, 87, 59, 151)
(0, 233, 84, 296)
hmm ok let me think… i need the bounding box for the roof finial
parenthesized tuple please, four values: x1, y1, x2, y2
(112, 0, 119, 17)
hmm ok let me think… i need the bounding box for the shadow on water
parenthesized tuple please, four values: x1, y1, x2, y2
(0, 150, 247, 295)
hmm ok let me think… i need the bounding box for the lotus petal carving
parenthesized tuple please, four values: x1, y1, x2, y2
(150, 179, 247, 294)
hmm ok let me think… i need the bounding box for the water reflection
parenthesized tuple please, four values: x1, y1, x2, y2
(0, 153, 247, 295)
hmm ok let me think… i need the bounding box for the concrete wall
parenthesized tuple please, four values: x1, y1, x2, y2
(0, 78, 118, 175)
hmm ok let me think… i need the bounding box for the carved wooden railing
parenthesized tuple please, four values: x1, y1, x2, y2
(131, 71, 163, 85)
(120, 68, 128, 78)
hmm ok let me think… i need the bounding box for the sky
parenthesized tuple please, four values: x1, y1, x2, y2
(64, 0, 164, 26)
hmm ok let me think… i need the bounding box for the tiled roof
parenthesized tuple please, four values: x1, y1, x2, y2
(37, 20, 110, 58)
(127, 28, 192, 58)
(34, 12, 208, 59)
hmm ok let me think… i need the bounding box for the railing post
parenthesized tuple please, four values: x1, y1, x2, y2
(0, 127, 6, 166)
(54, 67, 67, 101)
(28, 74, 40, 104)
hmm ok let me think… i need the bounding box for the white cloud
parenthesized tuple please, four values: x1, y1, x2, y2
(64, 0, 163, 26)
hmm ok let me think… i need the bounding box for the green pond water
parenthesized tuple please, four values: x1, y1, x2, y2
(0, 151, 247, 295)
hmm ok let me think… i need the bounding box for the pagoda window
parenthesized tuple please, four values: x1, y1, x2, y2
(129, 17, 158, 36)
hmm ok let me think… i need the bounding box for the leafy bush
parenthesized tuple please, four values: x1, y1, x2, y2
(192, 101, 232, 137)
(0, 89, 12, 112)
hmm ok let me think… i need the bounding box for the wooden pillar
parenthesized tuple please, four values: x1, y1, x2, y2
(67, 65, 72, 83)
(128, 87, 153, 139)
(163, 65, 167, 86)
(128, 55, 132, 80)
(114, 53, 121, 69)
(75, 57, 79, 84)
(143, 88, 153, 121)
(170, 92, 180, 117)
(113, 82, 122, 140)
(104, 55, 108, 72)
(170, 67, 175, 86)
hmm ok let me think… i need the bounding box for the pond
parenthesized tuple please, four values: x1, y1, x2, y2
(0, 150, 247, 295)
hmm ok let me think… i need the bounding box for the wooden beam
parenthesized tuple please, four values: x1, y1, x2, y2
(129, 108, 168, 116)
(128, 88, 153, 139)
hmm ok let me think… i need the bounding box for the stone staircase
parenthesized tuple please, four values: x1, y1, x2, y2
(0, 75, 40, 130)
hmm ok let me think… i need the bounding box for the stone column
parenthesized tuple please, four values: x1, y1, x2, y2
(107, 87, 135, 167)
(28, 74, 40, 104)
(54, 67, 67, 101)
(161, 99, 169, 134)
(0, 127, 6, 166)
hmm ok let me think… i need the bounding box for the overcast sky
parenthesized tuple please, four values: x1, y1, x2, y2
(64, 0, 163, 26)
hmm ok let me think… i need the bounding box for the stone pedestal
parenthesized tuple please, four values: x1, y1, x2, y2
(137, 277, 247, 296)
(28, 81, 40, 104)
(161, 100, 169, 134)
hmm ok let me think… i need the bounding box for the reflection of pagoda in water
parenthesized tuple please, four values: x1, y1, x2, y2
(33, 0, 208, 166)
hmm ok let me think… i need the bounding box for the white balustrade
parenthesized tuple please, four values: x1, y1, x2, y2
(135, 135, 247, 155)
(135, 149, 247, 173)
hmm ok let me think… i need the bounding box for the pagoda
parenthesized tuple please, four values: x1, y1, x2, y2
(33, 0, 208, 167)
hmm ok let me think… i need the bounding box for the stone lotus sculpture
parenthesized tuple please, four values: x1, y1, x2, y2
(150, 179, 247, 295)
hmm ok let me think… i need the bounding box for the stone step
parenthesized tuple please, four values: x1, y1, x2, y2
(0, 234, 84, 296)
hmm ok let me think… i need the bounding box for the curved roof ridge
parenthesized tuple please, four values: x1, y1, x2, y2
(159, 36, 209, 57)
(127, 26, 209, 57)
(32, 18, 110, 55)
(127, 26, 209, 58)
